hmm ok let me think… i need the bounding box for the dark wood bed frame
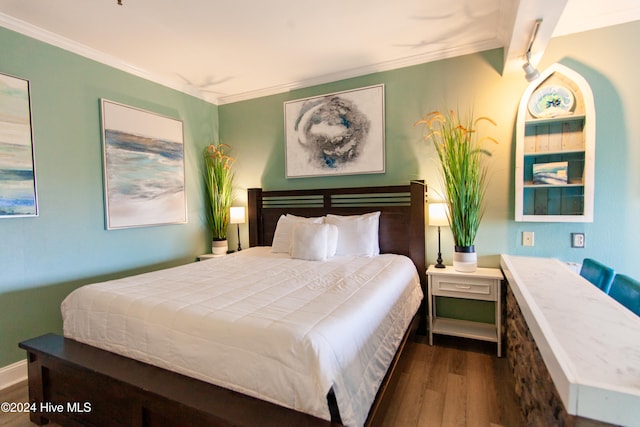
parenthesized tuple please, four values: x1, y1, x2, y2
(20, 181, 426, 427)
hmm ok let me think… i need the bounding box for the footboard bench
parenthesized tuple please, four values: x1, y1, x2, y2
(20, 334, 332, 427)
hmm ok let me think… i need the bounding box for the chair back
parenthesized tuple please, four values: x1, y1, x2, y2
(609, 274, 640, 316)
(579, 258, 615, 293)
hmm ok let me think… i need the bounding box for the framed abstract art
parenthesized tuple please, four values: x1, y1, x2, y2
(100, 99, 186, 229)
(284, 84, 385, 178)
(0, 72, 38, 218)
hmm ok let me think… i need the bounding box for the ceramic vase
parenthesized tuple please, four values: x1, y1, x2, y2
(212, 239, 228, 257)
(453, 245, 477, 272)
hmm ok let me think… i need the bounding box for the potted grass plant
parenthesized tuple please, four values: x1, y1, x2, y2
(203, 142, 235, 256)
(415, 109, 497, 272)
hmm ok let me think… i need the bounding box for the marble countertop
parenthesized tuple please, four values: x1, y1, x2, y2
(501, 254, 640, 427)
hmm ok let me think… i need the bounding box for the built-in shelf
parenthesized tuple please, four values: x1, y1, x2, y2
(515, 64, 595, 222)
(524, 182, 584, 188)
(524, 114, 585, 126)
(523, 149, 586, 157)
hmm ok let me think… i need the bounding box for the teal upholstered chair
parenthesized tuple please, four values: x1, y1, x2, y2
(579, 258, 615, 293)
(609, 274, 640, 316)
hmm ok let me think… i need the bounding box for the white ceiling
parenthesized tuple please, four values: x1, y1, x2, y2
(0, 0, 638, 105)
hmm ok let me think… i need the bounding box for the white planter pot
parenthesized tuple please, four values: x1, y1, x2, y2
(453, 246, 477, 272)
(212, 239, 228, 256)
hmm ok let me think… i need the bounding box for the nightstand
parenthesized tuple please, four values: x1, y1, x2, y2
(197, 253, 222, 261)
(427, 265, 504, 356)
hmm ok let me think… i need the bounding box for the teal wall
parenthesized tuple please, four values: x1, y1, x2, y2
(220, 21, 639, 282)
(0, 26, 218, 366)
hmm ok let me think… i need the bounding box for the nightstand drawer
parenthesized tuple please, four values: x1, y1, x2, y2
(431, 276, 497, 301)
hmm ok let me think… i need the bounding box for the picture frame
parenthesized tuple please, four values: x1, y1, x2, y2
(100, 99, 186, 229)
(284, 84, 385, 178)
(0, 72, 38, 218)
(533, 161, 569, 185)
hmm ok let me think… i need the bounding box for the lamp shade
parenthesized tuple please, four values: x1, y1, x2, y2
(428, 203, 449, 227)
(229, 206, 246, 224)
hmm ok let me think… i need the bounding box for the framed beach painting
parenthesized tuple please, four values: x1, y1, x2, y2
(100, 99, 186, 229)
(284, 84, 385, 178)
(533, 161, 569, 185)
(0, 72, 38, 218)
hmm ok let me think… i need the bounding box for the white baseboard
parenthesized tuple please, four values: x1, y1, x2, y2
(0, 359, 27, 390)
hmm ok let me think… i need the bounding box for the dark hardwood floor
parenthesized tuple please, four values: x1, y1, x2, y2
(0, 380, 61, 427)
(0, 336, 523, 427)
(375, 335, 523, 427)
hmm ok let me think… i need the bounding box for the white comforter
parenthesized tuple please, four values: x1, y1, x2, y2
(61, 247, 422, 427)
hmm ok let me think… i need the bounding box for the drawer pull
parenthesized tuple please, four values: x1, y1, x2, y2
(455, 285, 472, 289)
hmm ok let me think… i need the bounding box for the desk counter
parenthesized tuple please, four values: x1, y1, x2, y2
(501, 254, 640, 427)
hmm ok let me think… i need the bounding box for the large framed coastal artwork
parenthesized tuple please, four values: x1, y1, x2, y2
(0, 72, 38, 218)
(100, 99, 186, 229)
(284, 84, 385, 178)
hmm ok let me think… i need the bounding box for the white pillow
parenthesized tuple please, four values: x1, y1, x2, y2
(325, 212, 380, 257)
(288, 213, 324, 222)
(326, 223, 338, 257)
(290, 223, 336, 261)
(271, 214, 324, 253)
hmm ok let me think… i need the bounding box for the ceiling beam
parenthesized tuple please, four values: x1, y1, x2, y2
(500, 0, 569, 76)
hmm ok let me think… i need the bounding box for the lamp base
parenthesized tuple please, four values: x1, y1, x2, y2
(435, 226, 445, 268)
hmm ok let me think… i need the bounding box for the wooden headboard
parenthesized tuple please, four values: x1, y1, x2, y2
(247, 181, 426, 288)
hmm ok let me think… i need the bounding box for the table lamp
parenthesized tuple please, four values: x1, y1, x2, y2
(428, 202, 449, 268)
(230, 206, 246, 252)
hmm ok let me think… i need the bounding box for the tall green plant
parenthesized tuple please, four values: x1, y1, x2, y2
(415, 110, 497, 248)
(203, 142, 235, 240)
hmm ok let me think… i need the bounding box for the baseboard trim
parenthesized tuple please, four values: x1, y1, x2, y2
(0, 359, 27, 390)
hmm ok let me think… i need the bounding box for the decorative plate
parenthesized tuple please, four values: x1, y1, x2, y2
(528, 86, 575, 118)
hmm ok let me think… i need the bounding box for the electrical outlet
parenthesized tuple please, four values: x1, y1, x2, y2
(522, 231, 535, 247)
(572, 233, 585, 248)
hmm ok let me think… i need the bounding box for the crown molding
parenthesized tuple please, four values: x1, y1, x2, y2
(2, 11, 502, 106)
(217, 38, 503, 105)
(0, 12, 218, 104)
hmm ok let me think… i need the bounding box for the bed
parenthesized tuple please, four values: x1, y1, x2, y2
(20, 181, 426, 427)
